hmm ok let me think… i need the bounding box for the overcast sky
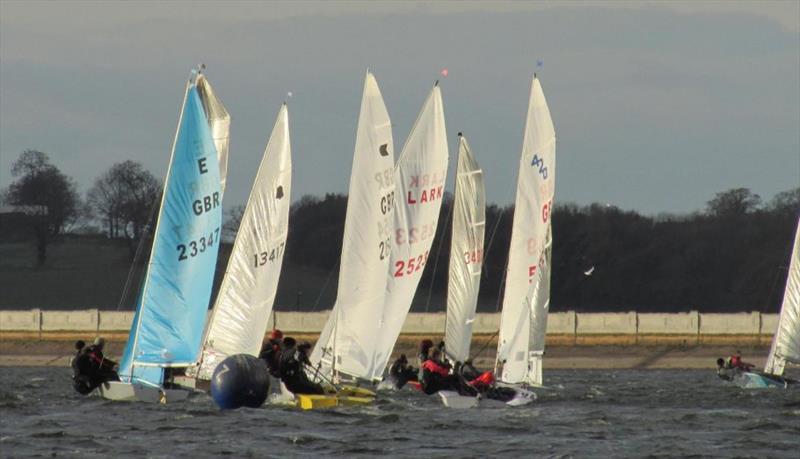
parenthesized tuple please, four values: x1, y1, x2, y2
(1, 1, 798, 214)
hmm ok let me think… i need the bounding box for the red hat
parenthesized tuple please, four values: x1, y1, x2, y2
(270, 329, 283, 340)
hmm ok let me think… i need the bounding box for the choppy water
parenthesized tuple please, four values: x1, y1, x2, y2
(1, 367, 798, 458)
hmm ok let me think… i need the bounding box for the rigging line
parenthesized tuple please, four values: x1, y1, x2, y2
(116, 190, 162, 311)
(312, 259, 340, 311)
(425, 197, 455, 312)
(469, 328, 500, 362)
(481, 209, 505, 280)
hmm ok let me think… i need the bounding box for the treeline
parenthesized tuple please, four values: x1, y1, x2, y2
(2, 149, 798, 313)
(284, 188, 799, 313)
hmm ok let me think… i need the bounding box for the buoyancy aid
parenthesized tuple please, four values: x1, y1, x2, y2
(422, 359, 450, 377)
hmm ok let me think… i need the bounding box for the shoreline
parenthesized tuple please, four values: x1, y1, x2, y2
(0, 336, 768, 370)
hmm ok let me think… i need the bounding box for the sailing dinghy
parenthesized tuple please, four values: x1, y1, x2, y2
(441, 74, 555, 408)
(185, 104, 292, 402)
(98, 68, 225, 402)
(305, 71, 396, 408)
(720, 217, 800, 388)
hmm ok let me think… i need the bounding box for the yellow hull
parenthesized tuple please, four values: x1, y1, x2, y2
(295, 386, 376, 410)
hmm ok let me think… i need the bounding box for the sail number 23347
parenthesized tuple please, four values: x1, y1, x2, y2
(177, 227, 220, 261)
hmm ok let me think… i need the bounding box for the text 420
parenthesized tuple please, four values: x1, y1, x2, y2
(177, 228, 220, 261)
(254, 242, 286, 268)
(394, 250, 430, 277)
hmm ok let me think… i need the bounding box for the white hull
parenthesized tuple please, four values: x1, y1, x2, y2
(438, 386, 537, 409)
(267, 376, 296, 406)
(97, 381, 192, 403)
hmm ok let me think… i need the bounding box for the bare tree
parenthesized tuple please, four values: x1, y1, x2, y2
(87, 160, 161, 257)
(5, 149, 80, 265)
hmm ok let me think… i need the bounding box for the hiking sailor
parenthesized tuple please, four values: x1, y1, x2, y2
(71, 337, 119, 394)
(387, 354, 418, 389)
(278, 338, 326, 395)
(259, 329, 284, 377)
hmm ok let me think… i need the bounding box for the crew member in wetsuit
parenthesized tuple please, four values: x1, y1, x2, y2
(259, 329, 284, 377)
(420, 347, 459, 395)
(728, 350, 755, 371)
(387, 354, 417, 389)
(71, 337, 118, 394)
(278, 338, 325, 395)
(417, 339, 435, 380)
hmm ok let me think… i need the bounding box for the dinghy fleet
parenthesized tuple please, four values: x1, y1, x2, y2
(71, 65, 799, 408)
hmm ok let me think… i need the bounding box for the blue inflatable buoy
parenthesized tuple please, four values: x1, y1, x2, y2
(210, 354, 270, 409)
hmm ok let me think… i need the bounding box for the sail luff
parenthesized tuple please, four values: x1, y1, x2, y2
(764, 217, 800, 375)
(119, 78, 192, 383)
(373, 84, 449, 379)
(309, 72, 395, 380)
(444, 135, 485, 363)
(496, 75, 556, 385)
(196, 104, 292, 379)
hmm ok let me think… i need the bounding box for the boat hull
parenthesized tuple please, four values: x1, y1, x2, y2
(97, 381, 192, 403)
(295, 386, 376, 410)
(438, 385, 537, 409)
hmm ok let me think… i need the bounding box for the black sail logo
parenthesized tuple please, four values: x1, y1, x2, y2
(379, 144, 389, 157)
(276, 186, 284, 199)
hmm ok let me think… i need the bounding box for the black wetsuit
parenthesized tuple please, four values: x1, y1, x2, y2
(420, 359, 459, 395)
(388, 359, 417, 389)
(71, 346, 119, 394)
(278, 346, 325, 395)
(259, 339, 283, 377)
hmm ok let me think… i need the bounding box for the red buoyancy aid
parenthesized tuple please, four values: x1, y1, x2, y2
(422, 359, 450, 377)
(730, 355, 742, 368)
(469, 371, 495, 389)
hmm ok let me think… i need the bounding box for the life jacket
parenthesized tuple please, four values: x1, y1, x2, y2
(469, 371, 495, 389)
(730, 355, 742, 368)
(422, 359, 450, 377)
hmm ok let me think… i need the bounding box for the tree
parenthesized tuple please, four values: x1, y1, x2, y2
(706, 188, 761, 218)
(86, 161, 161, 257)
(5, 149, 80, 265)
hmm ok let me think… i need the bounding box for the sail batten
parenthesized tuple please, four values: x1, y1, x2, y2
(764, 218, 800, 376)
(118, 73, 224, 386)
(496, 76, 556, 386)
(444, 135, 485, 363)
(195, 104, 292, 380)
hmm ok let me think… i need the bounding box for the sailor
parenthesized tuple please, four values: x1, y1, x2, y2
(278, 338, 325, 395)
(417, 339, 435, 380)
(420, 347, 458, 395)
(85, 337, 119, 382)
(259, 329, 284, 377)
(728, 350, 754, 371)
(387, 354, 418, 389)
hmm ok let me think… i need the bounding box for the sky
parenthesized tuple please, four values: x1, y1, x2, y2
(1, 0, 798, 215)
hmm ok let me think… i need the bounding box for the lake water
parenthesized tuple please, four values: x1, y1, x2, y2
(1, 367, 798, 458)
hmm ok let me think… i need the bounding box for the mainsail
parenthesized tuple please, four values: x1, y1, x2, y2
(195, 74, 231, 193)
(764, 217, 800, 376)
(309, 72, 396, 380)
(195, 104, 292, 380)
(118, 71, 224, 387)
(496, 75, 556, 386)
(373, 83, 449, 380)
(444, 134, 485, 363)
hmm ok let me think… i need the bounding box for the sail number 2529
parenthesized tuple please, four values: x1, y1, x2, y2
(394, 250, 430, 277)
(177, 227, 220, 261)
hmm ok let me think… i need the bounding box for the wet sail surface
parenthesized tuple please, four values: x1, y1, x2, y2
(3, 367, 799, 457)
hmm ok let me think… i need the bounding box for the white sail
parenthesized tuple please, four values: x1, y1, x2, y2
(373, 84, 449, 380)
(444, 134, 485, 363)
(764, 217, 800, 376)
(309, 73, 396, 380)
(196, 74, 231, 193)
(496, 76, 556, 386)
(195, 104, 292, 380)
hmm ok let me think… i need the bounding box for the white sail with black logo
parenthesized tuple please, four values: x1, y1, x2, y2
(309, 72, 396, 381)
(195, 104, 292, 380)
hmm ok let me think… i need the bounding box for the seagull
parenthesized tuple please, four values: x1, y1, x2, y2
(584, 266, 595, 276)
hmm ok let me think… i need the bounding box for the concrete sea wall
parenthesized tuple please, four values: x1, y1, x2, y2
(0, 309, 778, 345)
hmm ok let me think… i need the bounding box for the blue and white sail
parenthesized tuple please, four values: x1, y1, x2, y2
(118, 72, 224, 387)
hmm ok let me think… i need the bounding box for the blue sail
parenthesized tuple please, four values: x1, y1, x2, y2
(118, 81, 223, 386)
